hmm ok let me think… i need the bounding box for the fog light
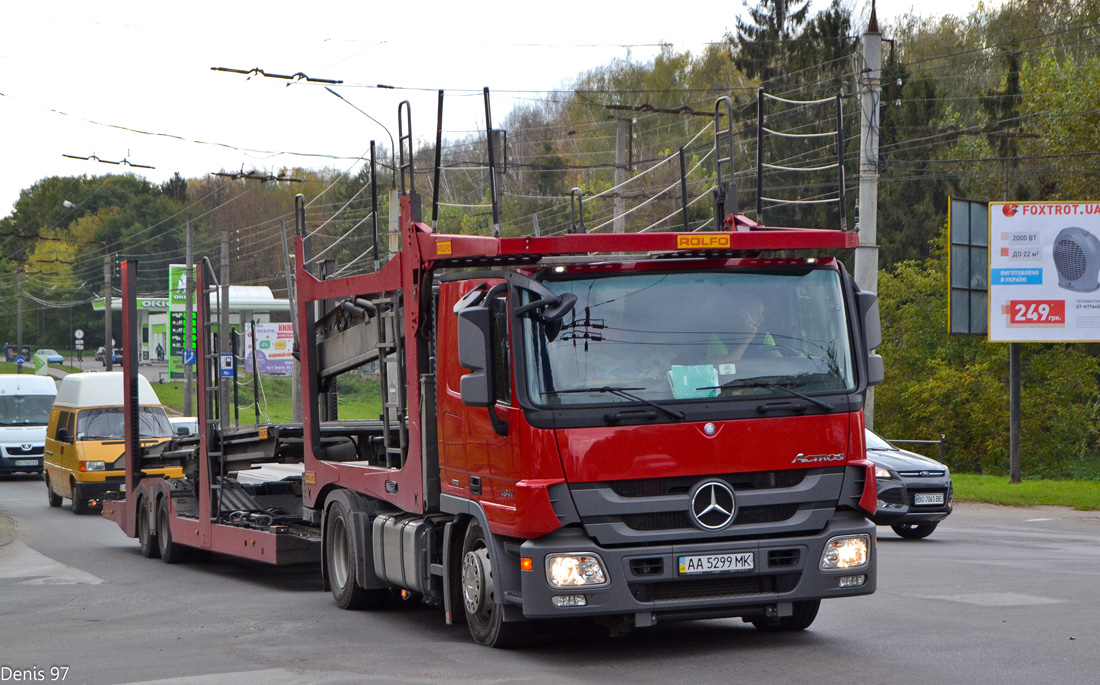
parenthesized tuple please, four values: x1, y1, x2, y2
(839, 574, 867, 588)
(552, 594, 587, 607)
(546, 553, 609, 588)
(820, 535, 870, 570)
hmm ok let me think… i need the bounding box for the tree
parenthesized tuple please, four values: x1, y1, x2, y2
(731, 0, 811, 82)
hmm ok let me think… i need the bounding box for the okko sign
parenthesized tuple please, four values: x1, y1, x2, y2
(167, 264, 196, 375)
(989, 202, 1100, 342)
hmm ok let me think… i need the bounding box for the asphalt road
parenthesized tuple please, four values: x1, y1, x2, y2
(1, 475, 1099, 685)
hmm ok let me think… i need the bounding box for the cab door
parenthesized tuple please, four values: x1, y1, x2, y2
(44, 409, 75, 497)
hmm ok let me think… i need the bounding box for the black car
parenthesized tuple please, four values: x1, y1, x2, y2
(866, 429, 953, 539)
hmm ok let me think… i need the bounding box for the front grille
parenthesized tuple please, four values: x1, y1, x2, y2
(768, 549, 801, 568)
(646, 575, 766, 601)
(629, 557, 664, 576)
(608, 470, 807, 498)
(897, 470, 946, 478)
(620, 504, 800, 531)
(878, 489, 905, 505)
(4, 445, 44, 456)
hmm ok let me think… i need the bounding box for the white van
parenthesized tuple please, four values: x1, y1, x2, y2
(0, 374, 57, 476)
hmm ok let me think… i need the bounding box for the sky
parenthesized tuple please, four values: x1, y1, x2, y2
(1, 0, 1002, 219)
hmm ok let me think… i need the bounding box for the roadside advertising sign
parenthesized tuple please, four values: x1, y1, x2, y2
(989, 201, 1100, 341)
(244, 322, 294, 375)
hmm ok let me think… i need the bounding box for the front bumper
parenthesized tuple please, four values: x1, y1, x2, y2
(0, 455, 43, 474)
(870, 477, 953, 525)
(518, 511, 875, 621)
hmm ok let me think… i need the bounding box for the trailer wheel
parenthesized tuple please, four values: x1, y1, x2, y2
(137, 499, 160, 559)
(45, 474, 62, 508)
(750, 599, 820, 632)
(157, 497, 187, 564)
(460, 519, 527, 648)
(70, 481, 89, 515)
(325, 499, 387, 610)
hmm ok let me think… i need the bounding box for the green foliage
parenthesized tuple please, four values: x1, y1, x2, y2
(876, 226, 1100, 478)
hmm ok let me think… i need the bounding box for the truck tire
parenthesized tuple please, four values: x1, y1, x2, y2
(70, 481, 89, 515)
(157, 497, 188, 564)
(750, 599, 820, 632)
(460, 518, 527, 648)
(891, 522, 938, 539)
(137, 499, 160, 559)
(324, 498, 387, 610)
(45, 475, 62, 508)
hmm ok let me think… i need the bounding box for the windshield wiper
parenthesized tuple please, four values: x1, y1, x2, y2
(698, 378, 834, 411)
(546, 386, 685, 421)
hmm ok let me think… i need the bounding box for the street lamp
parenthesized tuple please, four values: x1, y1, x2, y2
(63, 200, 114, 371)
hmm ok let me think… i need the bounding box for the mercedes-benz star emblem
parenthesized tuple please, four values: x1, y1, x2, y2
(690, 480, 736, 530)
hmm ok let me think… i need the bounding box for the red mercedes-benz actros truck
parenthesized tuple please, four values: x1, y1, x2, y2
(105, 97, 882, 647)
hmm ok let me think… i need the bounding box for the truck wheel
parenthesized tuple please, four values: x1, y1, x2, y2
(891, 522, 938, 539)
(45, 475, 62, 508)
(324, 499, 387, 610)
(750, 599, 821, 632)
(157, 497, 188, 564)
(137, 500, 160, 559)
(71, 481, 89, 515)
(460, 519, 527, 648)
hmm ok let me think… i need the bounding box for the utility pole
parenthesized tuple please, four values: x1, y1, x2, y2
(16, 261, 24, 367)
(184, 213, 194, 417)
(855, 2, 882, 428)
(614, 118, 628, 233)
(104, 251, 113, 372)
(219, 230, 230, 431)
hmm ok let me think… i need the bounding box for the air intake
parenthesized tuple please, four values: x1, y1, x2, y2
(1053, 227, 1100, 292)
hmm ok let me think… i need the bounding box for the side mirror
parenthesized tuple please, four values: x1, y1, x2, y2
(176, 427, 190, 436)
(857, 291, 884, 387)
(457, 306, 493, 408)
(57, 428, 73, 444)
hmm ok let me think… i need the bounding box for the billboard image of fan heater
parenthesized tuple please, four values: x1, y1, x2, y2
(1053, 226, 1100, 292)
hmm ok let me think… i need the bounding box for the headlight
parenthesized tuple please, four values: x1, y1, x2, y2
(81, 461, 106, 472)
(874, 466, 892, 479)
(546, 553, 609, 588)
(820, 535, 870, 571)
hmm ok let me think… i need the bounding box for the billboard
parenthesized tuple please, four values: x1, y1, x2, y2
(244, 322, 295, 375)
(988, 201, 1100, 341)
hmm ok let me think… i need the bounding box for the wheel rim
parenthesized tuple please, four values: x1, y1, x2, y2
(330, 515, 350, 589)
(462, 547, 493, 618)
(158, 504, 170, 553)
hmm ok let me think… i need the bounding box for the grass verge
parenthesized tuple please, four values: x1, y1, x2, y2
(953, 473, 1100, 511)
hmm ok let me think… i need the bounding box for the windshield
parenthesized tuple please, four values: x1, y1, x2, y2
(76, 407, 174, 440)
(522, 269, 856, 407)
(864, 430, 896, 451)
(0, 395, 54, 426)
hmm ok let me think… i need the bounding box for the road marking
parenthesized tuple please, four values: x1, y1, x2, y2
(0, 541, 103, 585)
(1024, 518, 1052, 522)
(922, 592, 1062, 606)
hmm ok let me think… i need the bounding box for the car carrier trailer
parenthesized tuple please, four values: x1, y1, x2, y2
(105, 96, 883, 647)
